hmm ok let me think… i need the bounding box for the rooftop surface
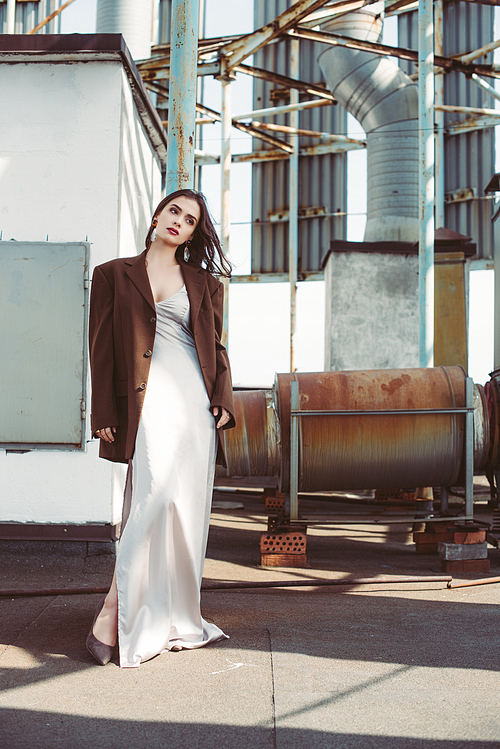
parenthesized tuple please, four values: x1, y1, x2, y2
(1, 491, 499, 749)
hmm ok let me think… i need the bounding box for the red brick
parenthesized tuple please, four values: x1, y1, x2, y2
(260, 528, 307, 555)
(265, 497, 284, 512)
(442, 559, 490, 574)
(426, 522, 453, 534)
(452, 530, 486, 545)
(261, 553, 307, 568)
(413, 532, 454, 544)
(415, 543, 439, 554)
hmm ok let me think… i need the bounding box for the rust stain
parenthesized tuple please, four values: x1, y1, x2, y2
(381, 378, 405, 396)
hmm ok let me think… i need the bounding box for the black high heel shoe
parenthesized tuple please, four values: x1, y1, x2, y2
(86, 595, 116, 666)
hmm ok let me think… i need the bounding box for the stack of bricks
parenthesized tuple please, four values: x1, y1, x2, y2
(264, 490, 286, 514)
(260, 526, 307, 567)
(375, 489, 416, 512)
(438, 525, 489, 574)
(413, 521, 455, 553)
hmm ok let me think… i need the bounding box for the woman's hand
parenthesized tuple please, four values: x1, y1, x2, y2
(212, 406, 231, 429)
(95, 426, 116, 443)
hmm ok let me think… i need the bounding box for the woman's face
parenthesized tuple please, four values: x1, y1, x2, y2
(155, 196, 201, 247)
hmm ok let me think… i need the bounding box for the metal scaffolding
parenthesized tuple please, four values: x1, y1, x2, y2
(133, 0, 499, 368)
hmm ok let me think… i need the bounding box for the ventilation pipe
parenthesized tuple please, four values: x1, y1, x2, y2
(96, 0, 154, 60)
(318, 7, 419, 242)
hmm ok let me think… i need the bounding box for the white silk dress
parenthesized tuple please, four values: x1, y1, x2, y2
(116, 285, 228, 668)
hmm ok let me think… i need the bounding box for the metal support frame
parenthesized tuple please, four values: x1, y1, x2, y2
(289, 38, 300, 373)
(470, 73, 500, 104)
(220, 75, 231, 347)
(465, 377, 474, 519)
(434, 0, 445, 229)
(233, 98, 332, 121)
(289, 379, 475, 525)
(166, 0, 200, 192)
(6, 0, 16, 34)
(418, 0, 435, 368)
(138, 0, 499, 299)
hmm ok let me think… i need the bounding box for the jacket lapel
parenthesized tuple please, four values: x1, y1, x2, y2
(180, 260, 205, 330)
(125, 250, 155, 312)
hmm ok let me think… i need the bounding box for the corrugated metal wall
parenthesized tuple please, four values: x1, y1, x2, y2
(0, 1, 62, 34)
(251, 0, 347, 274)
(398, 1, 495, 259)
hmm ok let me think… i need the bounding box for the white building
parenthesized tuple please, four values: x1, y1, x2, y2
(0, 34, 165, 541)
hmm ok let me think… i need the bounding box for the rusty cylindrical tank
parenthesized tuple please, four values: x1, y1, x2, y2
(217, 367, 491, 493)
(216, 389, 280, 479)
(277, 367, 471, 493)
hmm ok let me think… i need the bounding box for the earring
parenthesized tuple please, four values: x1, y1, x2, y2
(151, 227, 157, 242)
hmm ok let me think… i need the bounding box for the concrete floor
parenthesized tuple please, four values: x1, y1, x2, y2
(1, 493, 500, 749)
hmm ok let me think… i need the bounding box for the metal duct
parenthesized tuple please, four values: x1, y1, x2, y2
(96, 0, 153, 60)
(317, 10, 419, 242)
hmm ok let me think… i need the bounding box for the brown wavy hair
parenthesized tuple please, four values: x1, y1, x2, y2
(145, 189, 232, 278)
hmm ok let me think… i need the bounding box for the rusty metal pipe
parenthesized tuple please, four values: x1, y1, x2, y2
(0, 576, 453, 598)
(447, 576, 500, 590)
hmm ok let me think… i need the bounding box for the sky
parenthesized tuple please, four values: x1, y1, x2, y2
(59, 0, 495, 386)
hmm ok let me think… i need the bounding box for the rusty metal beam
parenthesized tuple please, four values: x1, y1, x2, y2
(444, 113, 500, 135)
(139, 59, 221, 81)
(436, 104, 500, 117)
(219, 0, 334, 71)
(194, 140, 365, 167)
(232, 120, 293, 152)
(232, 98, 332, 121)
(229, 272, 324, 283)
(165, 0, 200, 192)
(27, 0, 76, 35)
(288, 25, 500, 79)
(459, 37, 500, 65)
(247, 120, 365, 144)
(235, 63, 336, 101)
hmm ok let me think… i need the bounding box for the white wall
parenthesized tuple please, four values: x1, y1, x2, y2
(0, 60, 162, 524)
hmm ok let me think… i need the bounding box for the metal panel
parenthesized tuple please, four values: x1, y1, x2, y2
(0, 1, 62, 34)
(251, 0, 347, 274)
(398, 1, 495, 259)
(0, 241, 89, 450)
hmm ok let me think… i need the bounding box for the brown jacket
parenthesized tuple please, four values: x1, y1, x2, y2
(89, 250, 235, 466)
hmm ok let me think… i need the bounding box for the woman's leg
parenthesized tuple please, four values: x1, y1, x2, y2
(93, 567, 118, 647)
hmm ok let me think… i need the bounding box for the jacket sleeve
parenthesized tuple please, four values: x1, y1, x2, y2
(89, 266, 119, 434)
(209, 282, 236, 430)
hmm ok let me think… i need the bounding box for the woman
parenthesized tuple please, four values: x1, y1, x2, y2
(87, 189, 235, 668)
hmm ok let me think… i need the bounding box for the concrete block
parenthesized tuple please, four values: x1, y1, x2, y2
(442, 559, 491, 574)
(438, 542, 488, 561)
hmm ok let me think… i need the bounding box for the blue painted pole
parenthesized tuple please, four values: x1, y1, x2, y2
(418, 0, 435, 367)
(166, 0, 200, 193)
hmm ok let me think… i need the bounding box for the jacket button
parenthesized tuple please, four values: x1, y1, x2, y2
(144, 350, 152, 358)
(150, 317, 156, 323)
(139, 383, 146, 390)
